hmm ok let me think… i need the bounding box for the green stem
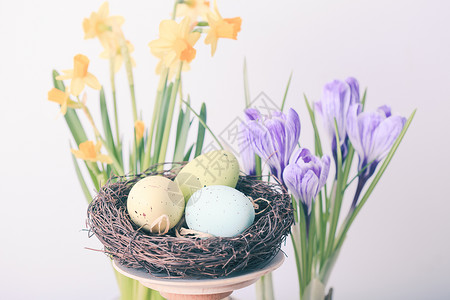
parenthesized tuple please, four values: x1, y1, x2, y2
(118, 35, 138, 122)
(109, 57, 120, 145)
(325, 120, 344, 259)
(157, 63, 183, 167)
(143, 68, 168, 170)
(171, 0, 179, 20)
(291, 225, 304, 296)
(333, 109, 416, 253)
(299, 203, 308, 296)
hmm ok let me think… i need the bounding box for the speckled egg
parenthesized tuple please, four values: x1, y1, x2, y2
(174, 150, 240, 202)
(185, 185, 255, 237)
(127, 176, 185, 234)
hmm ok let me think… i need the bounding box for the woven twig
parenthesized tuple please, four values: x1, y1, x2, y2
(87, 163, 294, 278)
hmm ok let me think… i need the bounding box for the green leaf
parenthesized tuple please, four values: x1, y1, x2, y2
(304, 95, 323, 157)
(70, 148, 92, 204)
(52, 70, 89, 146)
(281, 71, 293, 112)
(174, 108, 185, 148)
(361, 88, 367, 111)
(324, 120, 344, 259)
(194, 102, 207, 158)
(183, 144, 194, 162)
(173, 97, 192, 162)
(152, 83, 173, 165)
(183, 100, 224, 150)
(244, 58, 251, 108)
(333, 109, 417, 255)
(100, 88, 118, 161)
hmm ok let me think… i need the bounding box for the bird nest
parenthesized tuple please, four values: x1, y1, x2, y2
(87, 163, 294, 278)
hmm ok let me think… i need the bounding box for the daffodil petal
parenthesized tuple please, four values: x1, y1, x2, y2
(98, 2, 109, 19)
(61, 101, 68, 116)
(98, 154, 113, 164)
(48, 88, 66, 104)
(55, 70, 74, 80)
(70, 78, 85, 96)
(114, 56, 122, 73)
(84, 73, 101, 90)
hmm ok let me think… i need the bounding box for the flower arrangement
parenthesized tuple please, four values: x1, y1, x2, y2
(48, 1, 243, 299)
(48, 1, 415, 300)
(240, 77, 415, 299)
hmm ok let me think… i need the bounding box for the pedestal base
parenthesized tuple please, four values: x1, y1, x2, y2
(113, 252, 284, 300)
(160, 291, 232, 300)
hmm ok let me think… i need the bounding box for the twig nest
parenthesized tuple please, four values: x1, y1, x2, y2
(87, 164, 294, 278)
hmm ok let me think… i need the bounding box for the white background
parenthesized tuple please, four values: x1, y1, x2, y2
(1, 0, 449, 299)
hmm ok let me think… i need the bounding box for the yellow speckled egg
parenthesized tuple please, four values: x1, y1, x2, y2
(126, 176, 185, 234)
(174, 150, 240, 202)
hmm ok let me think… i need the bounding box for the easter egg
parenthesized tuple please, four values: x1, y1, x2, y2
(175, 150, 240, 202)
(127, 176, 185, 234)
(185, 185, 255, 237)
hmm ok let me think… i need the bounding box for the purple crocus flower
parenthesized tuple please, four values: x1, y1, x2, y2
(347, 103, 406, 207)
(245, 108, 301, 181)
(315, 77, 360, 163)
(283, 148, 331, 215)
(238, 108, 261, 175)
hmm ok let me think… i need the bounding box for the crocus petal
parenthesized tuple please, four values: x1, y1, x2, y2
(347, 104, 364, 160)
(368, 115, 406, 162)
(283, 163, 303, 201)
(300, 170, 319, 214)
(348, 103, 406, 175)
(345, 77, 360, 104)
(319, 155, 331, 188)
(377, 105, 392, 118)
(358, 111, 384, 160)
(245, 108, 261, 121)
(285, 108, 301, 166)
(283, 148, 330, 214)
(248, 120, 281, 177)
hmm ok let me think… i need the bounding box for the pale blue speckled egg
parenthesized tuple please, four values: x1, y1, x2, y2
(185, 185, 255, 237)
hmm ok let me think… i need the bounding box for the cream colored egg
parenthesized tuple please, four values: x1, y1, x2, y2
(174, 150, 240, 202)
(127, 176, 185, 234)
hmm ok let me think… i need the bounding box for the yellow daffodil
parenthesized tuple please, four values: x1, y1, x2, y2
(47, 87, 82, 115)
(56, 54, 101, 96)
(149, 18, 201, 73)
(176, 0, 210, 22)
(83, 2, 125, 48)
(205, 1, 242, 56)
(100, 39, 136, 73)
(135, 120, 145, 141)
(71, 140, 113, 164)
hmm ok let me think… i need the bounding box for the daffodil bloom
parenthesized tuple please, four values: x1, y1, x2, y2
(56, 54, 101, 96)
(135, 120, 145, 141)
(204, 1, 242, 56)
(83, 2, 125, 48)
(100, 39, 136, 73)
(71, 140, 113, 164)
(47, 87, 82, 115)
(176, 0, 210, 22)
(149, 18, 201, 73)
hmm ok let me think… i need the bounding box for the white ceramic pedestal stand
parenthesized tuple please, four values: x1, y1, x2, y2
(113, 252, 284, 300)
